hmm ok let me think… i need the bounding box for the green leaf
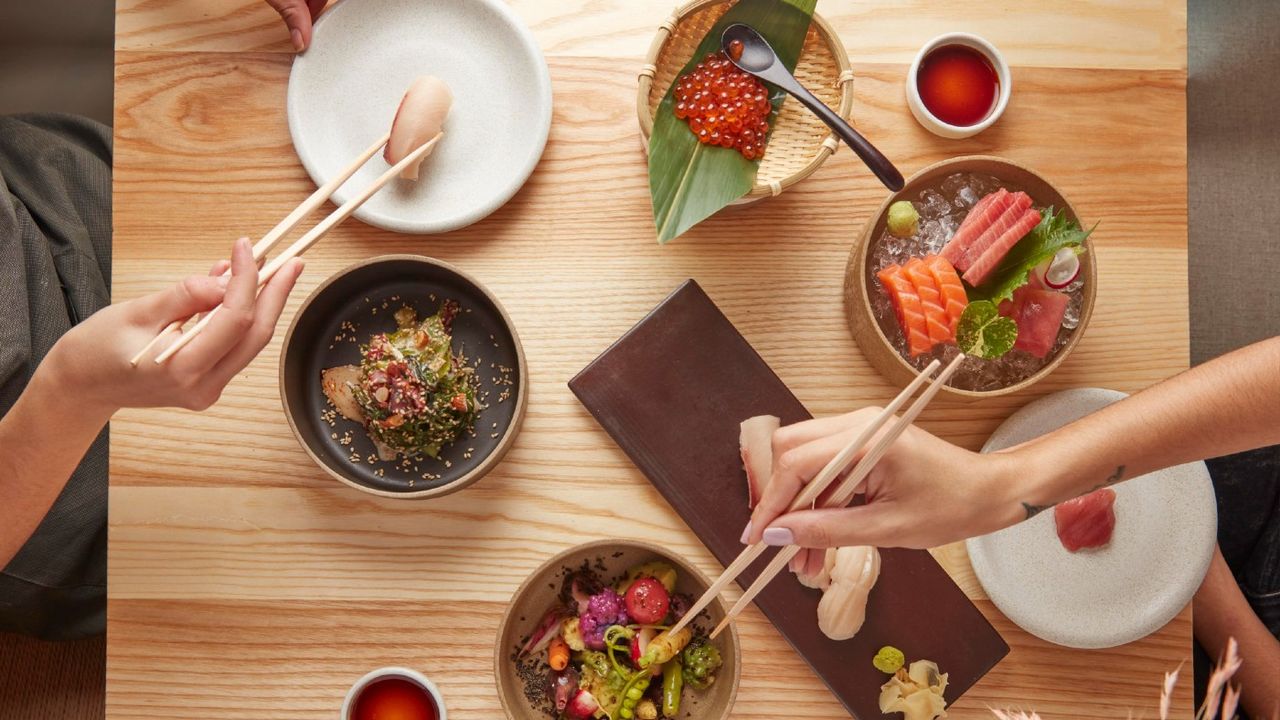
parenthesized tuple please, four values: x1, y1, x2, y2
(956, 300, 1018, 359)
(969, 207, 1093, 304)
(648, 0, 818, 243)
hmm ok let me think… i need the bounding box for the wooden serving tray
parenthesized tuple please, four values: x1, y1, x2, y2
(569, 280, 1008, 720)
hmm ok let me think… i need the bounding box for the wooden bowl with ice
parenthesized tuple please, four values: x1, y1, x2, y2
(844, 156, 1097, 398)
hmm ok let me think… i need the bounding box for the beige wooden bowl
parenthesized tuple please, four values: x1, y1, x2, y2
(495, 540, 741, 720)
(637, 0, 854, 202)
(843, 156, 1097, 399)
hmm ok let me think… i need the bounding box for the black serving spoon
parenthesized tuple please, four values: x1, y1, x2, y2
(722, 23, 904, 191)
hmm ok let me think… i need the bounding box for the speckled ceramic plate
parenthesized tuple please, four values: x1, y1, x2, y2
(967, 388, 1217, 649)
(286, 0, 552, 234)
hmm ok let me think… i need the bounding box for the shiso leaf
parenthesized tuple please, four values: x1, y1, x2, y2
(648, 0, 817, 244)
(969, 207, 1093, 304)
(956, 300, 1018, 359)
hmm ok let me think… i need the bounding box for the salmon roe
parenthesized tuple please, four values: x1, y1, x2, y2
(672, 46, 772, 160)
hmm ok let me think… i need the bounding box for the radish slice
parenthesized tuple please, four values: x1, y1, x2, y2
(1043, 248, 1081, 289)
(385, 76, 453, 180)
(1030, 248, 1081, 290)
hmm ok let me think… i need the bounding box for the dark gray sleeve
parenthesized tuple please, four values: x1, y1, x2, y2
(0, 113, 112, 640)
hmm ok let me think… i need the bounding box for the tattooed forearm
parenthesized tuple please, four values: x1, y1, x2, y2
(1023, 465, 1126, 520)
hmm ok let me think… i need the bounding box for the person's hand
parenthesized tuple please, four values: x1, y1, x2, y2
(266, 0, 327, 52)
(45, 238, 304, 415)
(742, 408, 1023, 566)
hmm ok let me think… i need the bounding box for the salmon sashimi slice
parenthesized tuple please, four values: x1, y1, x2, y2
(877, 265, 933, 357)
(1055, 488, 1116, 552)
(956, 191, 1032, 272)
(963, 207, 1044, 286)
(940, 189, 1011, 266)
(902, 258, 953, 345)
(924, 255, 968, 332)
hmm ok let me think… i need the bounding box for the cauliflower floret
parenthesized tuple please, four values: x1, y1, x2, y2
(561, 616, 586, 652)
(578, 588, 630, 650)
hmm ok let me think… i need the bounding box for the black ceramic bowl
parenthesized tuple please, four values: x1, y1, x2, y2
(280, 255, 527, 498)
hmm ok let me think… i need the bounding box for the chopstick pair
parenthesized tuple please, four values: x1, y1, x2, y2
(129, 130, 442, 366)
(666, 354, 965, 640)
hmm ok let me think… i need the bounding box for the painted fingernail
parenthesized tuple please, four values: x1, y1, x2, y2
(738, 520, 753, 544)
(291, 29, 304, 52)
(762, 527, 794, 546)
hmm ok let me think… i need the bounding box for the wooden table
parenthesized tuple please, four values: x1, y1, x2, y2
(109, 1, 1190, 718)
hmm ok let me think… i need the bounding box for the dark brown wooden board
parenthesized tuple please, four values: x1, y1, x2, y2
(569, 280, 1008, 720)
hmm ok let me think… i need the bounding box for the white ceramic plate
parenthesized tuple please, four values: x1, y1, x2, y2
(967, 388, 1216, 649)
(287, 0, 552, 234)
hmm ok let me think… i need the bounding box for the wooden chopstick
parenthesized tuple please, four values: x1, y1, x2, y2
(129, 131, 393, 367)
(151, 133, 441, 365)
(666, 358, 943, 638)
(708, 353, 966, 639)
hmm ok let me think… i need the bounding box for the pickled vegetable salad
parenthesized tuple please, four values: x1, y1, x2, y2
(517, 562, 724, 720)
(321, 301, 481, 461)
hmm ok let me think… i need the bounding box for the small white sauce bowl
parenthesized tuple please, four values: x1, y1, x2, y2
(907, 32, 1011, 139)
(340, 666, 447, 720)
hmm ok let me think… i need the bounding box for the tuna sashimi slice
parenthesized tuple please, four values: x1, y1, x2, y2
(924, 255, 968, 332)
(1003, 287, 1069, 358)
(962, 207, 1043, 286)
(955, 191, 1033, 272)
(739, 415, 779, 509)
(1055, 488, 1116, 552)
(940, 189, 1011, 266)
(877, 266, 933, 357)
(903, 258, 953, 345)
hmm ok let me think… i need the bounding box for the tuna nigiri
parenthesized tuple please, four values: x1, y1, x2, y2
(739, 415, 779, 509)
(1055, 488, 1116, 552)
(385, 76, 453, 180)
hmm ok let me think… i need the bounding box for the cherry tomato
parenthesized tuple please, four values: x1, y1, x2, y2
(625, 577, 670, 624)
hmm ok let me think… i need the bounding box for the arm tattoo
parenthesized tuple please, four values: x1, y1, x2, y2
(1084, 465, 1126, 494)
(1022, 465, 1126, 520)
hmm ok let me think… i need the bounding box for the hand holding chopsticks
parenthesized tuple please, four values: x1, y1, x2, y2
(668, 355, 965, 639)
(131, 131, 441, 366)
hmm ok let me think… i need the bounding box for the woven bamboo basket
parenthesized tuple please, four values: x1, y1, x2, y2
(637, 0, 854, 202)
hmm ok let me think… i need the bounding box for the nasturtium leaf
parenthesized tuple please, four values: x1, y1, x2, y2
(956, 300, 1018, 359)
(648, 0, 817, 243)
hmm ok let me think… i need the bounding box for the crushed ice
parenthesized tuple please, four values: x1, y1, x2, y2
(866, 173, 1088, 392)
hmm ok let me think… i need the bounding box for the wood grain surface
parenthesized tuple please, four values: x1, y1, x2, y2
(109, 1, 1191, 718)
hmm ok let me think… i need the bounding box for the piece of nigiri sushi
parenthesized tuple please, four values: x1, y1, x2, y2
(817, 546, 881, 640)
(385, 75, 453, 180)
(739, 415, 779, 509)
(1054, 487, 1116, 552)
